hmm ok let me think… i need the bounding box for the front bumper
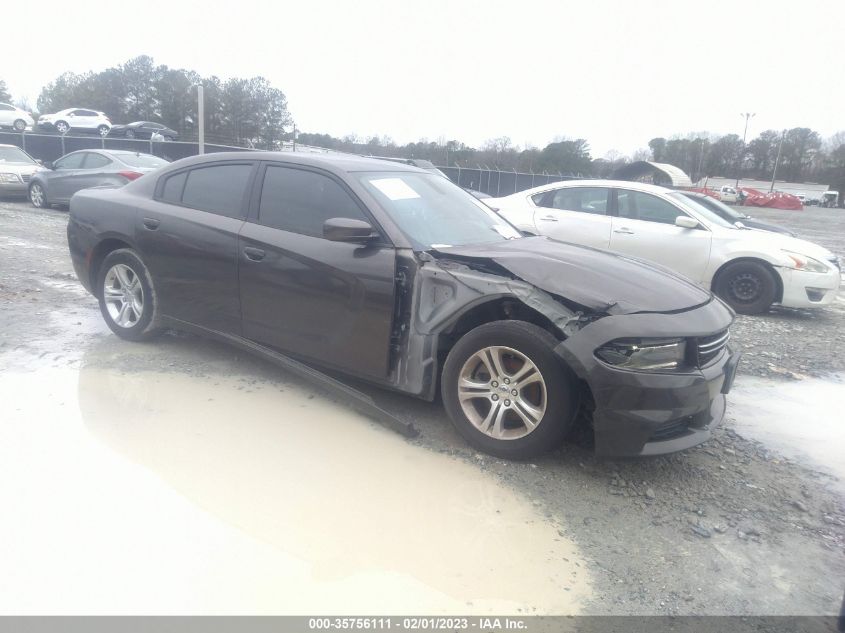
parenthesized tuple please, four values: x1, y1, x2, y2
(777, 266, 841, 308)
(556, 298, 738, 457)
(0, 180, 28, 196)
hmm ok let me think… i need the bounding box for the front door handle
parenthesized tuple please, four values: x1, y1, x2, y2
(539, 215, 559, 222)
(243, 246, 266, 262)
(142, 217, 160, 230)
(613, 227, 634, 234)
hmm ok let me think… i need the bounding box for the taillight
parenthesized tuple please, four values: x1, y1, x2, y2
(118, 171, 143, 181)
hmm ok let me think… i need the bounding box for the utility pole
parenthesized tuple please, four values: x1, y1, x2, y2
(194, 84, 205, 155)
(292, 123, 296, 152)
(696, 138, 706, 185)
(770, 130, 786, 192)
(735, 112, 755, 187)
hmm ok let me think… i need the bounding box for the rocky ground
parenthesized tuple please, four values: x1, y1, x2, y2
(1, 199, 843, 617)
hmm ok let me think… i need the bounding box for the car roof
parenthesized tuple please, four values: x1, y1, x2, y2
(515, 179, 675, 197)
(160, 151, 429, 174)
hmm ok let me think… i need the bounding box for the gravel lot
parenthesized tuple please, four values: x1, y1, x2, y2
(0, 198, 843, 617)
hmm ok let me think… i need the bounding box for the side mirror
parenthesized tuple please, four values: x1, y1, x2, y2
(675, 216, 700, 229)
(323, 217, 378, 243)
(43, 161, 53, 170)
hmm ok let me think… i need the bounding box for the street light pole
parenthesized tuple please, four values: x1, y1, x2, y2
(735, 112, 755, 187)
(770, 129, 786, 193)
(194, 84, 205, 155)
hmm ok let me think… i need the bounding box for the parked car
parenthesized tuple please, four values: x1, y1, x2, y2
(67, 153, 739, 460)
(29, 150, 169, 208)
(678, 191, 796, 237)
(108, 121, 179, 141)
(488, 180, 840, 315)
(0, 103, 35, 132)
(717, 185, 739, 204)
(0, 144, 44, 197)
(37, 108, 112, 136)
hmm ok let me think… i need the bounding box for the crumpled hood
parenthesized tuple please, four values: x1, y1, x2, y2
(432, 236, 714, 315)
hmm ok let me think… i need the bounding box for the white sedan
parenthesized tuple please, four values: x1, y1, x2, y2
(0, 102, 35, 131)
(37, 108, 112, 136)
(488, 180, 840, 315)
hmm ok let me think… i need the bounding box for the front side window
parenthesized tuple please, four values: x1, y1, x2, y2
(617, 190, 686, 225)
(545, 187, 609, 215)
(54, 153, 86, 170)
(258, 165, 368, 236)
(181, 164, 252, 217)
(356, 171, 520, 249)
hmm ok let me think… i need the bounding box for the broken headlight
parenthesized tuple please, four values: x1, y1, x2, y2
(595, 338, 687, 371)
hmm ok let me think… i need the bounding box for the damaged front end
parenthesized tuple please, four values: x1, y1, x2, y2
(394, 237, 738, 457)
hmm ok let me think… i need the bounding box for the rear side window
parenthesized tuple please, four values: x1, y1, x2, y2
(160, 172, 187, 203)
(258, 165, 368, 237)
(180, 164, 252, 217)
(539, 187, 610, 215)
(83, 153, 111, 168)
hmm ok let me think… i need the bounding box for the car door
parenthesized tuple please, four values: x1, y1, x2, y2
(0, 104, 13, 126)
(74, 109, 98, 130)
(136, 161, 255, 335)
(531, 186, 613, 248)
(609, 189, 712, 283)
(58, 152, 115, 201)
(47, 152, 89, 201)
(238, 162, 396, 380)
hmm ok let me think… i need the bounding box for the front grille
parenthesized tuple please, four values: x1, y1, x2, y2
(20, 174, 30, 183)
(695, 329, 730, 367)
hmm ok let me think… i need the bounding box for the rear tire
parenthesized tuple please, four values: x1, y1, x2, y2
(124, 129, 135, 139)
(442, 320, 577, 459)
(714, 260, 777, 315)
(97, 249, 162, 342)
(97, 125, 109, 137)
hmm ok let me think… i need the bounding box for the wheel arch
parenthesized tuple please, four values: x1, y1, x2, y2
(711, 256, 784, 303)
(88, 237, 136, 297)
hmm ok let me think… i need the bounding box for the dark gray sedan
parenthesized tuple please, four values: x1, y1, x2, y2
(29, 150, 169, 209)
(678, 191, 796, 237)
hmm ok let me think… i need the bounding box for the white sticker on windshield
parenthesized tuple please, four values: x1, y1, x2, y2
(370, 178, 421, 200)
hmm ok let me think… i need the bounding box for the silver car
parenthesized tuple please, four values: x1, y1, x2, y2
(0, 145, 44, 197)
(28, 149, 169, 208)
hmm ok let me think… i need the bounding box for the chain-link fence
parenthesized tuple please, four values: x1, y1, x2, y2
(1, 130, 570, 198)
(438, 165, 573, 197)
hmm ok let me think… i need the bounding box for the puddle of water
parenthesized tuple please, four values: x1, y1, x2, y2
(0, 366, 591, 615)
(728, 374, 845, 488)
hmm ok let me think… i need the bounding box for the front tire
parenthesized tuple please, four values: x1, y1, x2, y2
(442, 320, 577, 459)
(13, 119, 26, 132)
(97, 249, 162, 342)
(29, 182, 48, 208)
(714, 260, 777, 315)
(124, 129, 135, 139)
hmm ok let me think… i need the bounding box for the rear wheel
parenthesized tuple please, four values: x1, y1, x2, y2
(442, 320, 577, 459)
(97, 249, 162, 342)
(124, 129, 135, 139)
(97, 125, 109, 137)
(29, 183, 47, 208)
(714, 260, 777, 315)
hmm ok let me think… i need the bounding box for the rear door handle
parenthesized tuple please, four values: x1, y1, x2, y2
(243, 246, 266, 262)
(142, 217, 160, 230)
(539, 215, 559, 222)
(613, 228, 634, 234)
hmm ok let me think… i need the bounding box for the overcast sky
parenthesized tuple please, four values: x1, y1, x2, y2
(4, 0, 843, 156)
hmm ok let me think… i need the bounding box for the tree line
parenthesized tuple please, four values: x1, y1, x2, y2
(3, 66, 845, 192)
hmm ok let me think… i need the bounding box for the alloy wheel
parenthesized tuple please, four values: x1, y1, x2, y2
(30, 184, 44, 207)
(55, 122, 68, 134)
(103, 264, 144, 328)
(457, 345, 547, 440)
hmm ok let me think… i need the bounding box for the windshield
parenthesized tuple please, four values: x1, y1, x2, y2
(118, 153, 170, 168)
(356, 171, 521, 248)
(668, 192, 736, 229)
(685, 193, 745, 221)
(0, 146, 36, 164)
